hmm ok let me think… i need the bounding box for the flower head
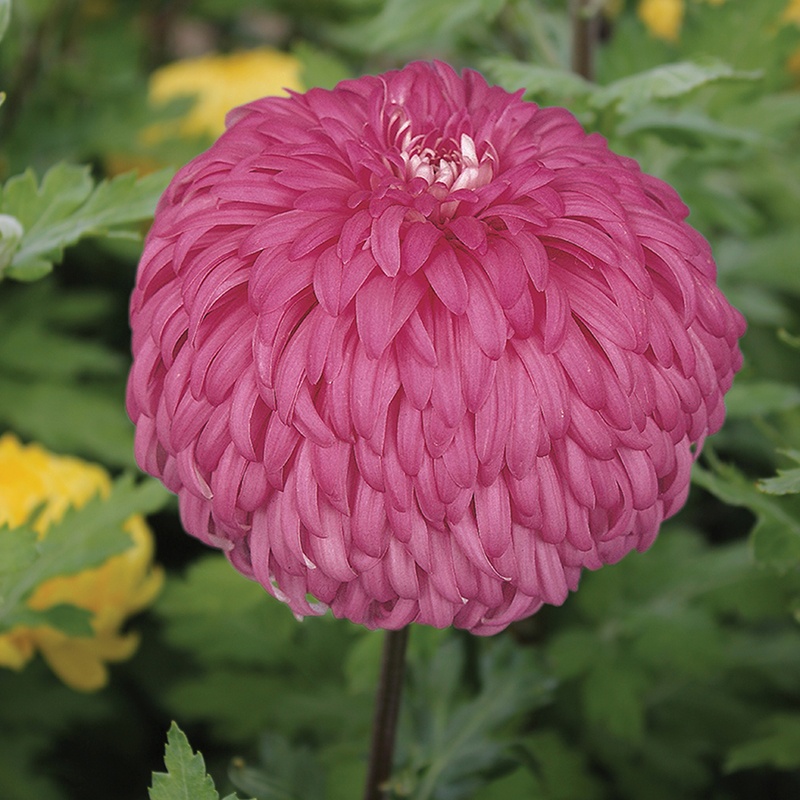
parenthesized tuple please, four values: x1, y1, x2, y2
(638, 0, 685, 42)
(148, 48, 304, 140)
(0, 435, 163, 690)
(128, 61, 744, 634)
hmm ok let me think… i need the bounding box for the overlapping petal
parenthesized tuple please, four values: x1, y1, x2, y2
(128, 61, 745, 634)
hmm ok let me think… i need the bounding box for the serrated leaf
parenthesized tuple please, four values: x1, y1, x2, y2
(759, 451, 800, 496)
(592, 60, 762, 114)
(409, 638, 554, 800)
(0, 475, 168, 633)
(0, 164, 171, 280)
(725, 714, 800, 772)
(149, 722, 223, 800)
(693, 457, 800, 570)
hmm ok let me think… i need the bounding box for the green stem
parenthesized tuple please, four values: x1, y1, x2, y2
(363, 626, 411, 800)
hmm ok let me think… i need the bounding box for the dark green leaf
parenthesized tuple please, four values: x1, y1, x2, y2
(726, 714, 800, 772)
(156, 554, 297, 667)
(693, 458, 800, 570)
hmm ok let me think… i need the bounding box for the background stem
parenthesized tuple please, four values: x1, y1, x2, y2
(363, 626, 411, 800)
(570, 0, 601, 81)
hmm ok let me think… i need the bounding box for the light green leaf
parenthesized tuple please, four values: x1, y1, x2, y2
(0, 164, 171, 281)
(0, 475, 168, 633)
(0, 213, 23, 278)
(592, 60, 762, 114)
(0, 0, 10, 44)
(725, 714, 800, 772)
(292, 40, 351, 90)
(616, 109, 761, 146)
(480, 59, 595, 103)
(718, 231, 800, 295)
(331, 0, 505, 56)
(759, 451, 800, 496)
(149, 722, 227, 800)
(723, 381, 800, 419)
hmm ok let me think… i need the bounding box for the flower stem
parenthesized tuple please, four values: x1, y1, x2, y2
(363, 626, 411, 800)
(570, 0, 601, 81)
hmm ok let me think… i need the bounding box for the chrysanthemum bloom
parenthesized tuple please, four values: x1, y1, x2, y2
(147, 49, 304, 141)
(128, 61, 744, 634)
(0, 435, 163, 690)
(637, 0, 684, 42)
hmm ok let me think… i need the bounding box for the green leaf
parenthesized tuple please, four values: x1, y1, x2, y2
(725, 714, 800, 772)
(583, 658, 647, 741)
(472, 766, 544, 799)
(0, 0, 10, 44)
(480, 59, 595, 104)
(0, 475, 168, 633)
(331, 0, 505, 56)
(156, 554, 297, 667)
(292, 40, 351, 90)
(616, 109, 761, 146)
(408, 637, 555, 800)
(0, 213, 23, 278)
(0, 377, 137, 468)
(693, 457, 800, 570)
(759, 451, 800, 496)
(149, 722, 227, 800)
(10, 603, 93, 637)
(523, 730, 604, 800)
(228, 732, 326, 800)
(0, 164, 171, 281)
(723, 380, 800, 419)
(718, 230, 800, 295)
(592, 60, 762, 114)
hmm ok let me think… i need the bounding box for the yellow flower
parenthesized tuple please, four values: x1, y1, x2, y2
(638, 0, 685, 42)
(0, 435, 163, 692)
(784, 0, 800, 24)
(147, 48, 304, 141)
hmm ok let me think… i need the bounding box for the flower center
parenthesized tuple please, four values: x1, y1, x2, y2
(400, 132, 494, 193)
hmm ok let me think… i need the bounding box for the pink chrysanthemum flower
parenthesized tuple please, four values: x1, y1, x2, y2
(127, 61, 744, 634)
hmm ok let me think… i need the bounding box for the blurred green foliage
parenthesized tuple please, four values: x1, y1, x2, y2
(1, 0, 800, 799)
